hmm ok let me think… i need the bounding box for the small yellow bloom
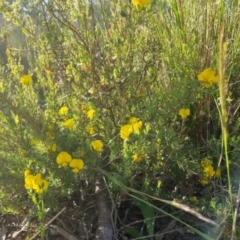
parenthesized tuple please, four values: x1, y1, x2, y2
(24, 174, 35, 189)
(91, 140, 104, 152)
(59, 106, 69, 116)
(214, 169, 221, 178)
(201, 158, 212, 168)
(129, 117, 140, 124)
(56, 151, 72, 167)
(132, 153, 142, 162)
(129, 117, 143, 134)
(69, 159, 84, 173)
(179, 108, 190, 119)
(86, 125, 95, 135)
(50, 143, 57, 152)
(190, 196, 197, 202)
(200, 178, 209, 186)
(64, 119, 74, 129)
(120, 117, 143, 139)
(132, 121, 143, 134)
(20, 75, 32, 86)
(203, 165, 215, 177)
(32, 173, 43, 190)
(32, 174, 49, 194)
(198, 68, 219, 88)
(14, 115, 19, 125)
(120, 124, 133, 139)
(35, 179, 49, 194)
(24, 169, 31, 177)
(87, 109, 95, 120)
(132, 0, 150, 9)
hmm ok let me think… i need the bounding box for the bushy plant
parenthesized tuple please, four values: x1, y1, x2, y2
(0, 0, 240, 239)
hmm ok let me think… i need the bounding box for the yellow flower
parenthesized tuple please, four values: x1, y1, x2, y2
(201, 158, 212, 168)
(64, 119, 74, 129)
(129, 117, 140, 124)
(91, 140, 104, 152)
(46, 131, 55, 139)
(132, 153, 142, 162)
(35, 179, 49, 194)
(20, 75, 32, 86)
(56, 151, 72, 167)
(200, 178, 209, 186)
(59, 106, 69, 116)
(69, 159, 84, 173)
(203, 165, 215, 178)
(179, 108, 190, 119)
(32, 173, 49, 194)
(129, 117, 143, 134)
(14, 115, 19, 125)
(132, 121, 143, 134)
(24, 174, 35, 190)
(24, 169, 31, 177)
(87, 109, 95, 120)
(24, 173, 49, 194)
(120, 117, 143, 139)
(120, 124, 133, 139)
(197, 68, 219, 88)
(132, 0, 150, 9)
(50, 143, 57, 152)
(214, 169, 221, 178)
(86, 125, 95, 135)
(190, 196, 197, 202)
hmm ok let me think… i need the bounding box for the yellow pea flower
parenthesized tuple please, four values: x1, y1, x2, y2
(87, 109, 95, 120)
(132, 0, 150, 10)
(24, 169, 31, 177)
(198, 68, 219, 88)
(64, 119, 74, 129)
(32, 174, 49, 194)
(56, 151, 72, 167)
(200, 178, 209, 186)
(69, 159, 84, 173)
(120, 124, 133, 139)
(14, 115, 19, 125)
(129, 117, 140, 124)
(179, 108, 190, 119)
(34, 179, 49, 194)
(201, 158, 212, 168)
(203, 165, 215, 178)
(49, 143, 57, 152)
(24, 174, 35, 190)
(24, 172, 49, 194)
(59, 106, 69, 116)
(91, 140, 104, 152)
(20, 75, 32, 86)
(132, 154, 142, 162)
